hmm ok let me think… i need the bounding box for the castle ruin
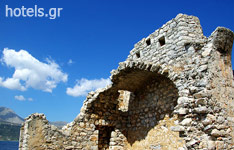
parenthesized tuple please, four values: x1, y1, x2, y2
(19, 14, 234, 150)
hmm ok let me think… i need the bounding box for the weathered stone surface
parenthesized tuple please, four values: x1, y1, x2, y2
(181, 118, 192, 126)
(207, 141, 216, 150)
(170, 126, 185, 132)
(195, 106, 208, 113)
(177, 97, 190, 105)
(175, 108, 189, 115)
(211, 129, 227, 137)
(19, 14, 234, 150)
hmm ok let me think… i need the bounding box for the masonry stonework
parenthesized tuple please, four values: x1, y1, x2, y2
(19, 14, 234, 150)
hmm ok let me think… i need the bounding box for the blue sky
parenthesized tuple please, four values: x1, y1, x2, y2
(0, 0, 233, 122)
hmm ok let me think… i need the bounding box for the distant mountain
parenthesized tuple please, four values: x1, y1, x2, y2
(0, 107, 23, 141)
(0, 107, 24, 125)
(50, 121, 68, 129)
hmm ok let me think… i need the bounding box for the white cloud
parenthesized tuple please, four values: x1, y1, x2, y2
(66, 78, 111, 97)
(14, 95, 26, 101)
(0, 48, 68, 92)
(28, 98, 33, 101)
(0, 77, 26, 91)
(67, 59, 73, 65)
(14, 95, 33, 101)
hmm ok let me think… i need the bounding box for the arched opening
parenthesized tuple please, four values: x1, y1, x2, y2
(91, 69, 185, 150)
(121, 75, 182, 149)
(113, 69, 185, 149)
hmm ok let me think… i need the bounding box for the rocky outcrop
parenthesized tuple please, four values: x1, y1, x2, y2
(19, 14, 234, 150)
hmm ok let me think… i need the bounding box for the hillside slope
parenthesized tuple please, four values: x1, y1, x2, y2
(0, 107, 24, 124)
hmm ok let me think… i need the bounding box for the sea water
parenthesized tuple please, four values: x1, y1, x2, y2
(0, 141, 19, 150)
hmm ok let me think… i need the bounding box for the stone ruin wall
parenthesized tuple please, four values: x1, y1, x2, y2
(19, 14, 234, 150)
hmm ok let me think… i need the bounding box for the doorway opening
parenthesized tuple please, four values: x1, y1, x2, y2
(96, 126, 114, 150)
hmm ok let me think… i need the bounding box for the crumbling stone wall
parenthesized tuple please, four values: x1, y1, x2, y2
(19, 14, 234, 150)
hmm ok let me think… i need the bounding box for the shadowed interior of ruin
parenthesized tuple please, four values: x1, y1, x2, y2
(112, 69, 164, 93)
(96, 126, 115, 150)
(124, 76, 178, 146)
(90, 69, 179, 149)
